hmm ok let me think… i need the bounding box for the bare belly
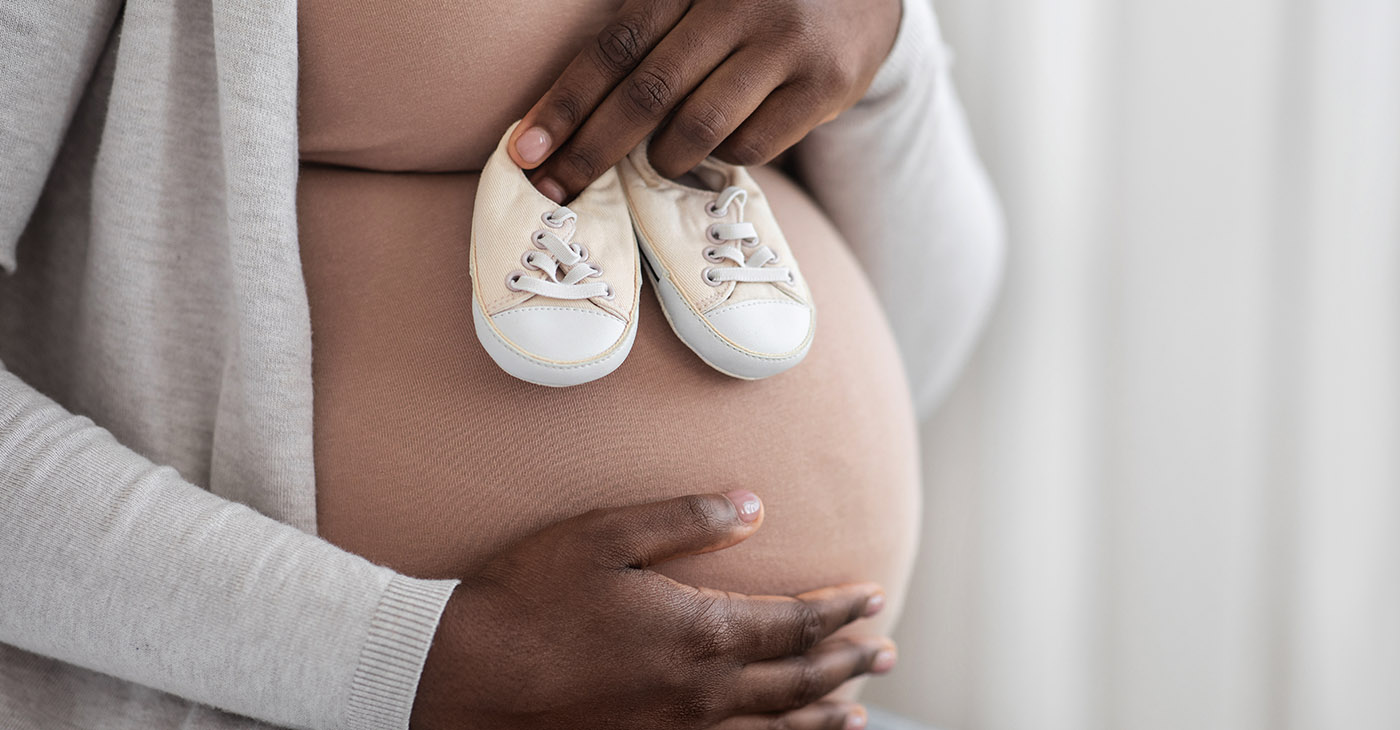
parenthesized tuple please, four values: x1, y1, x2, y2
(296, 0, 922, 652)
(300, 0, 629, 172)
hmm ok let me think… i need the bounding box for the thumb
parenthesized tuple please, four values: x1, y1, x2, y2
(571, 491, 765, 569)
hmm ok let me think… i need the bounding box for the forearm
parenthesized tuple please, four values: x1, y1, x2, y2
(794, 0, 1006, 416)
(0, 366, 456, 730)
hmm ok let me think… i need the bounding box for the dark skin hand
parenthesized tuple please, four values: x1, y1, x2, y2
(508, 0, 904, 202)
(411, 492, 896, 730)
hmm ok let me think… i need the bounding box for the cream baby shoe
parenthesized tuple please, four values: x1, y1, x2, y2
(618, 147, 815, 379)
(470, 122, 641, 387)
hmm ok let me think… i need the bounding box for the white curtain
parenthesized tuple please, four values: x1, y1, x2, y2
(866, 1, 1400, 728)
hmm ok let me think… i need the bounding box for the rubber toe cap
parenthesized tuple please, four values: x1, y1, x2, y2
(491, 306, 626, 362)
(705, 299, 812, 356)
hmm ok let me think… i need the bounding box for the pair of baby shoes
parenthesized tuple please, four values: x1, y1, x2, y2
(469, 122, 815, 387)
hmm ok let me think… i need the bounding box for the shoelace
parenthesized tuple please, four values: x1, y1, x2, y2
(701, 186, 793, 285)
(508, 206, 613, 300)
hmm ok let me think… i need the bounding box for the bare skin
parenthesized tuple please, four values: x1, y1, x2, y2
(506, 0, 903, 202)
(411, 492, 896, 730)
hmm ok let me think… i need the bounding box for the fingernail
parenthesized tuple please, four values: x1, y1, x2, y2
(845, 710, 869, 730)
(535, 177, 566, 204)
(863, 592, 886, 618)
(724, 490, 763, 523)
(872, 647, 898, 674)
(515, 126, 551, 166)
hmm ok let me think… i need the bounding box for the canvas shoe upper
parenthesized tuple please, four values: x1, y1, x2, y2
(619, 147, 815, 380)
(470, 122, 641, 387)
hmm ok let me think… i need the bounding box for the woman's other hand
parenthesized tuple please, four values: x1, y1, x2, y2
(410, 491, 895, 730)
(507, 0, 903, 203)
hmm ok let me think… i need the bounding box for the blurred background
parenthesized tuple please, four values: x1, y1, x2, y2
(865, 0, 1400, 728)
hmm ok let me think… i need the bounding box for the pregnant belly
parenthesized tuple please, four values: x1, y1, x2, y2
(298, 165, 922, 639)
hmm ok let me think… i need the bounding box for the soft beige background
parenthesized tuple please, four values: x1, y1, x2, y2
(865, 0, 1400, 728)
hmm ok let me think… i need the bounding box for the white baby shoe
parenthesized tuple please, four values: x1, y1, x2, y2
(618, 147, 815, 379)
(470, 122, 641, 387)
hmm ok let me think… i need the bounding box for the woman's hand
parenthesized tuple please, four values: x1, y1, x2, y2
(411, 491, 895, 730)
(508, 0, 903, 203)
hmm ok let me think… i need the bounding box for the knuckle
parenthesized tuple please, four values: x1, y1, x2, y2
(788, 660, 829, 707)
(684, 591, 736, 660)
(790, 79, 829, 110)
(579, 510, 636, 563)
(666, 685, 724, 726)
(817, 710, 848, 730)
(679, 494, 732, 542)
(594, 18, 648, 74)
(676, 102, 730, 149)
(821, 56, 860, 91)
(652, 655, 695, 693)
(623, 68, 676, 120)
(547, 90, 587, 129)
(789, 601, 825, 653)
(723, 132, 774, 168)
(557, 143, 604, 182)
(766, 0, 820, 45)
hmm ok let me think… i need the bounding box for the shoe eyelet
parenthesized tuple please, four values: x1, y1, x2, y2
(541, 211, 566, 229)
(786, 271, 796, 285)
(573, 243, 590, 261)
(702, 246, 723, 262)
(702, 268, 723, 287)
(601, 283, 616, 300)
(705, 202, 725, 218)
(532, 230, 550, 249)
(706, 225, 724, 243)
(521, 251, 539, 269)
(505, 270, 528, 291)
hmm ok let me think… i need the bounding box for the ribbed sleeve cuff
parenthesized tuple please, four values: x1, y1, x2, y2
(864, 0, 944, 102)
(343, 574, 460, 730)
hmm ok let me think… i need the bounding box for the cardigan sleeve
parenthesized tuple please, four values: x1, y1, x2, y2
(793, 0, 1006, 418)
(0, 364, 459, 730)
(2, 6, 456, 730)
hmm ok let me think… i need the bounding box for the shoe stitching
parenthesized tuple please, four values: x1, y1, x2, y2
(482, 314, 636, 371)
(493, 306, 624, 323)
(706, 299, 810, 316)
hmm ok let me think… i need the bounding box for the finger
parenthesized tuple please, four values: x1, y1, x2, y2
(712, 84, 834, 169)
(508, 0, 690, 169)
(647, 51, 786, 179)
(712, 701, 869, 730)
(731, 637, 896, 714)
(715, 583, 886, 662)
(531, 12, 739, 201)
(568, 491, 765, 569)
